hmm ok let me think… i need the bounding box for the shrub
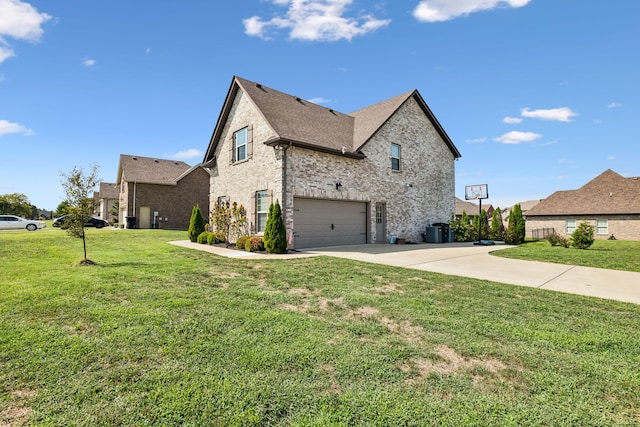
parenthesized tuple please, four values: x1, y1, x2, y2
(188, 205, 206, 243)
(197, 231, 209, 244)
(236, 235, 250, 250)
(245, 236, 264, 252)
(571, 222, 595, 249)
(505, 203, 526, 245)
(206, 232, 218, 245)
(489, 208, 505, 241)
(214, 231, 226, 244)
(546, 232, 570, 248)
(264, 200, 287, 253)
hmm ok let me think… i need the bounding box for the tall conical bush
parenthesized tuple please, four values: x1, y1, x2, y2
(188, 204, 206, 242)
(264, 200, 287, 254)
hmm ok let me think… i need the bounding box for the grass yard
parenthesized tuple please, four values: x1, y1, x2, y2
(1, 229, 640, 426)
(493, 239, 640, 272)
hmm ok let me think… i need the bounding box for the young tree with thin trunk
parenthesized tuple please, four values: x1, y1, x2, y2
(60, 164, 101, 264)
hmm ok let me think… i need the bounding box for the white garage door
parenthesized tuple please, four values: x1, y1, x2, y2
(293, 198, 367, 249)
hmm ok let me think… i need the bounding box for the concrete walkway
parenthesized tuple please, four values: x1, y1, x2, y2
(169, 241, 640, 305)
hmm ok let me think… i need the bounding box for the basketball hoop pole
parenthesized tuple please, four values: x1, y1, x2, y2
(478, 198, 482, 244)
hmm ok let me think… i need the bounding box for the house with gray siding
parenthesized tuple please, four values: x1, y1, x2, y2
(202, 76, 461, 249)
(525, 169, 640, 240)
(116, 155, 210, 230)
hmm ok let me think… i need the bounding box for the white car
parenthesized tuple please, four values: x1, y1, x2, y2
(0, 215, 47, 231)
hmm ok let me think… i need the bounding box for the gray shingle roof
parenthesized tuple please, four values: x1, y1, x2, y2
(98, 182, 119, 199)
(525, 169, 640, 216)
(203, 76, 460, 163)
(116, 155, 192, 185)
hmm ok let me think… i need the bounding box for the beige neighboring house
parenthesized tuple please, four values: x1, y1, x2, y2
(116, 154, 210, 230)
(454, 197, 494, 220)
(525, 169, 640, 240)
(501, 199, 541, 230)
(94, 182, 119, 223)
(202, 76, 462, 249)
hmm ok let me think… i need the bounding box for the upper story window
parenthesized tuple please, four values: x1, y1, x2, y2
(391, 143, 401, 171)
(233, 127, 248, 162)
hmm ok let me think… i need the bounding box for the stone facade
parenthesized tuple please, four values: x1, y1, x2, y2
(208, 88, 456, 246)
(526, 215, 640, 241)
(119, 167, 210, 230)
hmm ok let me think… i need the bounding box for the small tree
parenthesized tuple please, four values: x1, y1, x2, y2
(210, 200, 247, 245)
(109, 200, 119, 225)
(264, 200, 287, 254)
(60, 164, 100, 263)
(472, 209, 489, 241)
(571, 222, 595, 249)
(505, 203, 526, 245)
(54, 200, 72, 218)
(489, 207, 505, 241)
(188, 205, 206, 242)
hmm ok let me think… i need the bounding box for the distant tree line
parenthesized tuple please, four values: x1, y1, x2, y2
(0, 193, 47, 219)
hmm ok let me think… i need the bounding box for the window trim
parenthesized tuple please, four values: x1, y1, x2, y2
(255, 190, 268, 234)
(391, 143, 401, 171)
(596, 219, 608, 235)
(565, 219, 576, 234)
(233, 127, 248, 163)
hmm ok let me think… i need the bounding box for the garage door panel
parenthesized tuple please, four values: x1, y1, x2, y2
(294, 198, 367, 249)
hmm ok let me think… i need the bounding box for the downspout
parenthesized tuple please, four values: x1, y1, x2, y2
(133, 181, 137, 218)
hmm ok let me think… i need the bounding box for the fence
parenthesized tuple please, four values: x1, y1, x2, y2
(530, 228, 556, 240)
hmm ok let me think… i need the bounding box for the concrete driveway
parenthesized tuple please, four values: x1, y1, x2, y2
(170, 241, 640, 305)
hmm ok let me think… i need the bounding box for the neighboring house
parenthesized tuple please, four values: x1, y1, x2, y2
(202, 76, 461, 249)
(525, 169, 640, 240)
(116, 154, 210, 230)
(454, 197, 494, 221)
(94, 182, 119, 222)
(501, 199, 541, 229)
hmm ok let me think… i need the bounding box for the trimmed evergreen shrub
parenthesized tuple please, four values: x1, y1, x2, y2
(197, 231, 209, 244)
(489, 208, 505, 241)
(505, 203, 526, 245)
(264, 200, 287, 254)
(546, 232, 570, 248)
(571, 222, 595, 249)
(206, 232, 218, 245)
(188, 205, 206, 243)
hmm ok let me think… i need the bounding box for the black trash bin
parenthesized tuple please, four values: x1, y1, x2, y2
(433, 222, 452, 242)
(125, 216, 136, 229)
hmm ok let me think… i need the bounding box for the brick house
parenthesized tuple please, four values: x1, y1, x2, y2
(202, 76, 461, 249)
(525, 169, 640, 240)
(116, 154, 210, 230)
(94, 182, 119, 223)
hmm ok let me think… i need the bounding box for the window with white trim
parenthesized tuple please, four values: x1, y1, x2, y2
(233, 127, 248, 162)
(391, 143, 401, 171)
(565, 219, 576, 234)
(596, 219, 608, 235)
(256, 190, 268, 233)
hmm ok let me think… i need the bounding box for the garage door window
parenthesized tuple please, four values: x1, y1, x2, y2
(256, 190, 268, 233)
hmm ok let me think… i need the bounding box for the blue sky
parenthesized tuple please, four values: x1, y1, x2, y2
(1, 0, 638, 211)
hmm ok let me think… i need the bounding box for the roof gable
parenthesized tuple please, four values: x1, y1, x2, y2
(203, 76, 461, 163)
(116, 155, 193, 186)
(525, 169, 640, 216)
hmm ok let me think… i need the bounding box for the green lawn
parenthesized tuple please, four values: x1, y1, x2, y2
(1, 229, 639, 426)
(493, 239, 640, 272)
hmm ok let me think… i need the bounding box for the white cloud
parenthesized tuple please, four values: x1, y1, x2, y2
(0, 119, 34, 136)
(413, 0, 531, 23)
(308, 97, 331, 104)
(493, 131, 541, 144)
(606, 102, 622, 109)
(465, 137, 486, 144)
(244, 0, 391, 42)
(167, 149, 204, 161)
(0, 0, 51, 63)
(82, 58, 96, 67)
(521, 107, 577, 122)
(503, 116, 522, 124)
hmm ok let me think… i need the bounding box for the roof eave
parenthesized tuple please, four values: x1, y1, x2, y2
(265, 137, 365, 159)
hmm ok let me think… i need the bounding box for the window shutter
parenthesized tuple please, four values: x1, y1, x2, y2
(229, 135, 235, 165)
(247, 125, 253, 159)
(251, 191, 257, 234)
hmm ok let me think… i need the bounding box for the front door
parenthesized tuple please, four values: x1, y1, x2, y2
(375, 203, 386, 243)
